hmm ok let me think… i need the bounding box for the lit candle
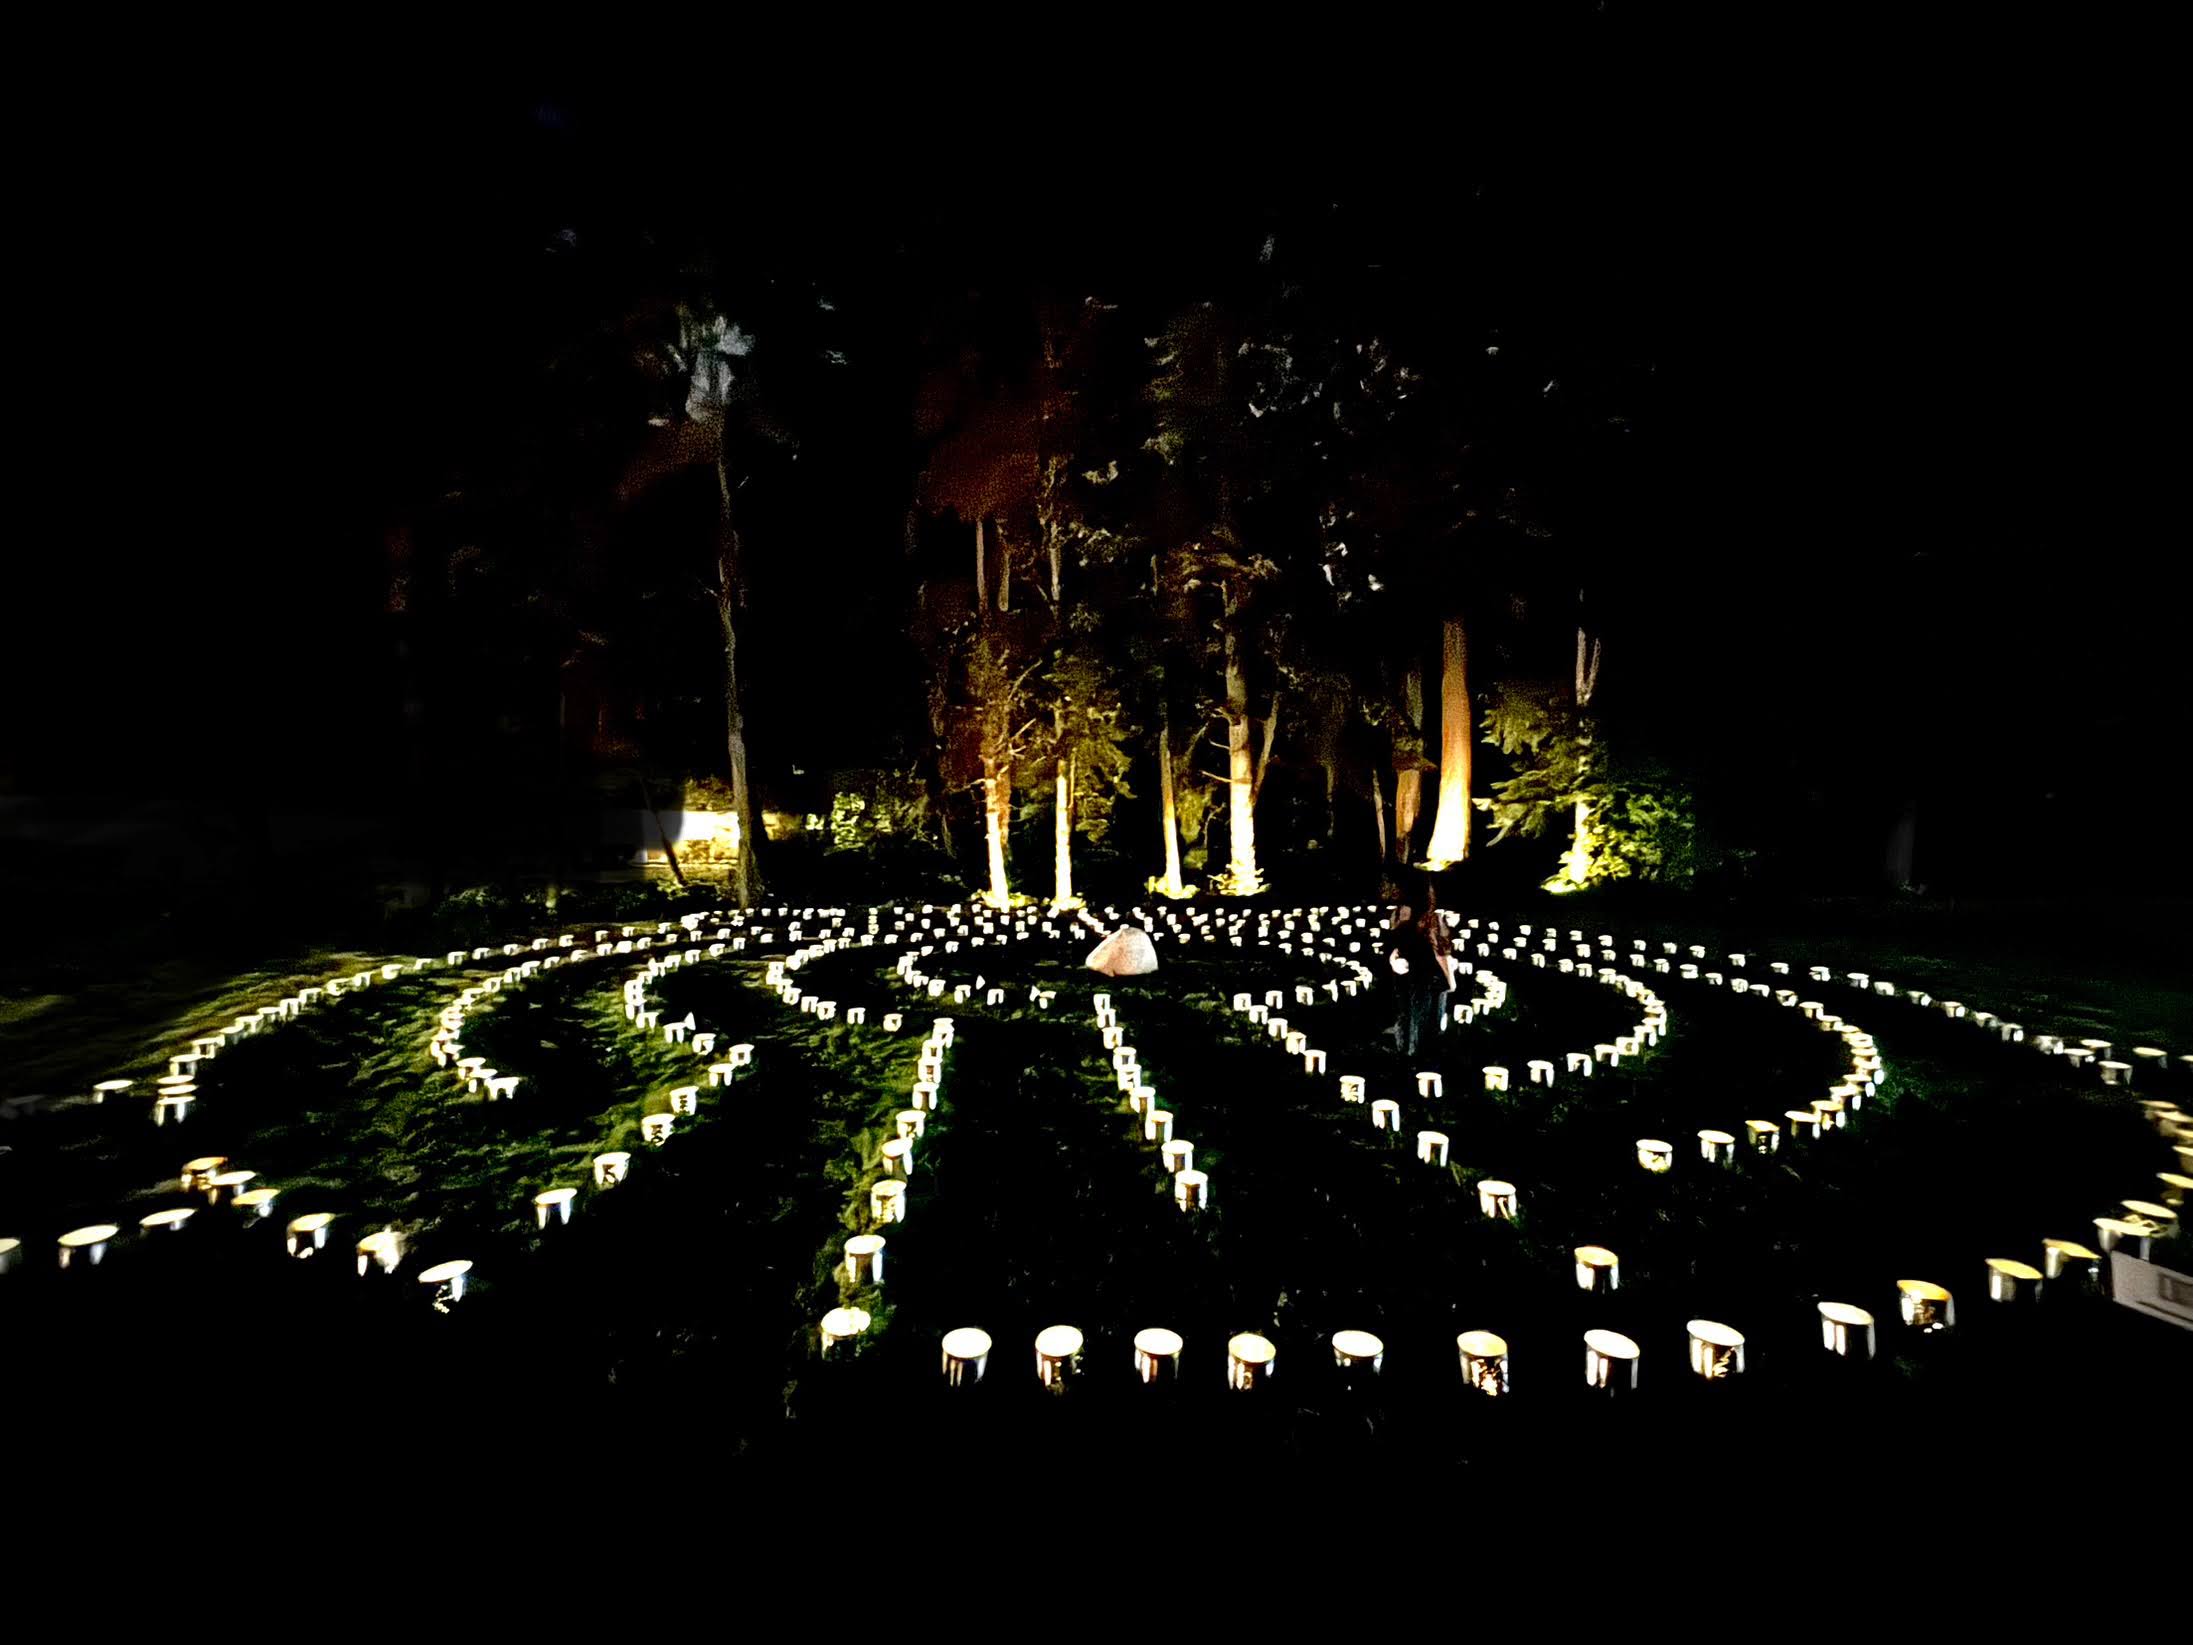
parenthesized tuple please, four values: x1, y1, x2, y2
(1330, 1329, 1385, 1378)
(1817, 1301, 1875, 1359)
(819, 1307, 870, 1358)
(1583, 1329, 1640, 1393)
(1134, 1327, 1183, 1384)
(1034, 1324, 1085, 1392)
(844, 1233, 885, 1285)
(1574, 1245, 1620, 1293)
(1456, 1330, 1510, 1396)
(1226, 1332, 1277, 1391)
(1896, 1279, 1954, 1332)
(1686, 1320, 1746, 1380)
(1984, 1257, 2043, 1304)
(940, 1327, 992, 1388)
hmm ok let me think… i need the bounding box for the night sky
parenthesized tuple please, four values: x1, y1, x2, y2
(7, 52, 2183, 898)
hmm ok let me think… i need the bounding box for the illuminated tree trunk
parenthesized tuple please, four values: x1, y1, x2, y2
(973, 516, 987, 611)
(981, 761, 1011, 907)
(1561, 622, 1604, 886)
(715, 455, 762, 908)
(1370, 772, 1388, 862)
(1052, 746, 1074, 907)
(1157, 703, 1186, 897)
(1222, 587, 1263, 893)
(1423, 616, 1472, 867)
(1393, 664, 1423, 862)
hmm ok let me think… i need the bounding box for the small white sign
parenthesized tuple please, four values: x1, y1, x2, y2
(2112, 1252, 2193, 1331)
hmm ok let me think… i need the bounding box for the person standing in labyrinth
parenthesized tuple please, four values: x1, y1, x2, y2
(1387, 884, 1455, 1056)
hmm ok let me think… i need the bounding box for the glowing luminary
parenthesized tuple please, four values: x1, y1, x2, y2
(2042, 1238, 2103, 1287)
(356, 1229, 401, 1277)
(641, 1113, 675, 1147)
(280, 1211, 334, 1257)
(1371, 1099, 1402, 1134)
(1416, 1072, 1443, 1100)
(819, 1307, 869, 1358)
(1483, 1066, 1510, 1093)
(57, 1224, 120, 1271)
(1134, 1327, 1184, 1384)
(1743, 1120, 1780, 1155)
(204, 1169, 258, 1208)
(879, 1137, 914, 1179)
(1161, 1139, 1195, 1176)
(1226, 1332, 1277, 1392)
(2092, 1216, 2150, 1259)
(668, 1086, 700, 1118)
(1633, 1139, 1672, 1175)
(139, 1207, 194, 1236)
(895, 1109, 926, 1140)
(1174, 1169, 1209, 1211)
(1583, 1329, 1641, 1393)
(1818, 1301, 1875, 1360)
(1339, 1076, 1367, 1104)
(2121, 1199, 2177, 1235)
(1034, 1325, 1084, 1392)
(881, 1014, 904, 1034)
(1566, 1052, 1592, 1077)
(91, 1078, 133, 1105)
(1697, 1129, 1737, 1165)
(1331, 1329, 1385, 1378)
(418, 1259, 473, 1310)
(1784, 1109, 1822, 1142)
(178, 1156, 229, 1195)
(0, 1237, 21, 1276)
(1455, 1331, 1510, 1397)
(2156, 1173, 2193, 1209)
(2098, 1060, 2133, 1087)
(1527, 1061, 1555, 1088)
(592, 1151, 631, 1188)
(844, 1234, 885, 1286)
(1574, 1245, 1620, 1293)
(1687, 1320, 1746, 1380)
(1812, 1096, 1847, 1132)
(1477, 1179, 1518, 1220)
(912, 1081, 939, 1112)
(1417, 1130, 1450, 1167)
(1897, 1279, 1955, 1332)
(532, 1188, 578, 1231)
(1303, 1048, 1328, 1075)
(1984, 1257, 2044, 1305)
(941, 1327, 991, 1388)
(1144, 1109, 1175, 1146)
(870, 1180, 908, 1224)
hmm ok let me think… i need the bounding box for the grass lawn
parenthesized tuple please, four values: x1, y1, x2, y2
(3, 895, 2186, 1512)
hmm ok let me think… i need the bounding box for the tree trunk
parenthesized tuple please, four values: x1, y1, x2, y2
(981, 762, 1011, 907)
(1393, 663, 1423, 862)
(1222, 585, 1264, 892)
(1319, 757, 1337, 843)
(1157, 702, 1185, 897)
(973, 516, 987, 611)
(1423, 615, 1472, 867)
(716, 455, 762, 908)
(1370, 768, 1388, 863)
(1052, 753, 1073, 906)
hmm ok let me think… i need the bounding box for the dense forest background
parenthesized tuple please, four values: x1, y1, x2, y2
(5, 49, 2185, 932)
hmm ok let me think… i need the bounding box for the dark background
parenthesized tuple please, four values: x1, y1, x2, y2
(6, 35, 2184, 904)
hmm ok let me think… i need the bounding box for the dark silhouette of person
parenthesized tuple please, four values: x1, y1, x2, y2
(1387, 880, 1454, 1056)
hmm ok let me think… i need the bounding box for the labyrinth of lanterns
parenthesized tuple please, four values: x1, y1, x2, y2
(5, 897, 2188, 1400)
